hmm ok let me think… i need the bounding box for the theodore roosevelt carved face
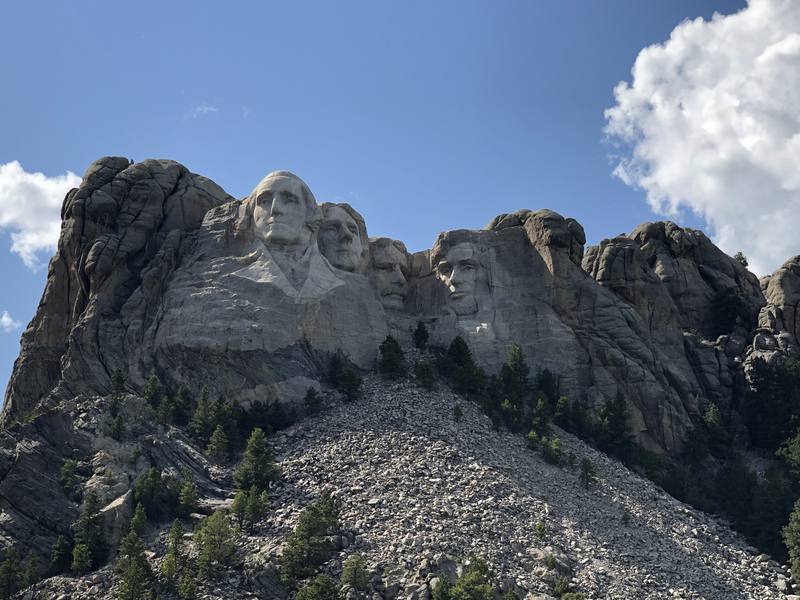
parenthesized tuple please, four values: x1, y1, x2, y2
(369, 237, 409, 310)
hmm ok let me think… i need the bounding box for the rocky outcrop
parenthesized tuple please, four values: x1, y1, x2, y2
(0, 160, 771, 455)
(3, 157, 233, 421)
(750, 255, 800, 362)
(18, 374, 790, 599)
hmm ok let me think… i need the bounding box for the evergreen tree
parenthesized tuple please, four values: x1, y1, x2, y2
(379, 335, 406, 379)
(50, 535, 72, 574)
(177, 567, 197, 599)
(71, 543, 91, 574)
(196, 511, 235, 579)
(133, 468, 181, 522)
(534, 369, 560, 406)
(234, 428, 279, 492)
(785, 498, 800, 582)
(0, 548, 20, 600)
(167, 519, 185, 555)
(110, 414, 124, 441)
(60, 459, 80, 500)
(734, 251, 749, 268)
(111, 369, 126, 394)
(21, 552, 39, 589)
(327, 353, 345, 388)
(341, 553, 369, 590)
(304, 387, 322, 415)
(596, 393, 633, 459)
(178, 477, 199, 517)
(280, 492, 339, 583)
(142, 375, 161, 408)
(173, 387, 193, 425)
(130, 504, 147, 535)
(190, 386, 214, 445)
(338, 368, 362, 401)
(73, 491, 107, 569)
(296, 574, 339, 600)
(206, 424, 229, 462)
(413, 321, 429, 350)
(244, 487, 269, 531)
(703, 402, 728, 444)
(115, 531, 153, 600)
(553, 396, 570, 429)
(156, 395, 175, 426)
(579, 458, 597, 489)
(231, 489, 248, 527)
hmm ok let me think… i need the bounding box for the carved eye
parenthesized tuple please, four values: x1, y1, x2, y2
(284, 193, 298, 204)
(348, 225, 357, 234)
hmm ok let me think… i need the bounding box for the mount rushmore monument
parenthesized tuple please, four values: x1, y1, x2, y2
(4, 156, 799, 457)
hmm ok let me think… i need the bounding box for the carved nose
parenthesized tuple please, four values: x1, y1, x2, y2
(390, 265, 405, 285)
(340, 226, 353, 243)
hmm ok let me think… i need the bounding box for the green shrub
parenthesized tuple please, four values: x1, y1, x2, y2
(73, 491, 107, 570)
(379, 336, 406, 379)
(415, 360, 437, 389)
(280, 492, 339, 584)
(535, 520, 546, 541)
(60, 459, 80, 500)
(579, 458, 597, 489)
(338, 368, 362, 401)
(50, 535, 72, 575)
(341, 552, 369, 590)
(133, 468, 181, 522)
(196, 511, 236, 579)
(115, 531, 153, 600)
(233, 428, 279, 492)
(0, 548, 20, 598)
(296, 574, 339, 600)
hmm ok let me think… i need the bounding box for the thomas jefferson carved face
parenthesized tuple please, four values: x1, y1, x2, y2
(370, 239, 408, 310)
(319, 204, 364, 272)
(436, 242, 483, 315)
(251, 173, 315, 249)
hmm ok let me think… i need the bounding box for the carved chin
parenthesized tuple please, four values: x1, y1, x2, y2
(450, 294, 478, 316)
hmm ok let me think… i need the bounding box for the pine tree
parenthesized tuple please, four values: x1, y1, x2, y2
(206, 424, 229, 462)
(0, 548, 20, 600)
(784, 498, 800, 581)
(178, 567, 197, 599)
(579, 458, 597, 489)
(196, 511, 235, 579)
(178, 477, 199, 517)
(111, 369, 126, 394)
(115, 531, 152, 600)
(21, 551, 39, 589)
(597, 392, 633, 459)
(130, 504, 147, 535)
(190, 386, 213, 445)
(379, 335, 406, 379)
(413, 321, 429, 350)
(338, 368, 362, 401)
(71, 543, 91, 574)
(142, 375, 161, 408)
(296, 574, 339, 600)
(50, 535, 72, 574)
(73, 491, 107, 569)
(231, 489, 248, 527)
(234, 428, 279, 492)
(110, 414, 124, 441)
(244, 487, 269, 531)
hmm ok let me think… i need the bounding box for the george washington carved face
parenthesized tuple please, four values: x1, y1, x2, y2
(248, 171, 319, 250)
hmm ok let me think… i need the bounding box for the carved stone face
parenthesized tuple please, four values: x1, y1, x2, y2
(436, 242, 483, 315)
(319, 205, 364, 271)
(371, 241, 408, 310)
(252, 175, 310, 248)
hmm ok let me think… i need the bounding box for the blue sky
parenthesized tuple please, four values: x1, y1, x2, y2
(0, 1, 758, 399)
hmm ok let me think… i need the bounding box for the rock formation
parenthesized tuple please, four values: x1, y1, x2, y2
(3, 158, 786, 455)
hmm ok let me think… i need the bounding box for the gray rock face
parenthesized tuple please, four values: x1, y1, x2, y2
(1, 159, 773, 454)
(750, 255, 800, 362)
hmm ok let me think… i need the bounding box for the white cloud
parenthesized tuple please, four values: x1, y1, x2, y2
(605, 0, 800, 275)
(0, 311, 22, 333)
(0, 161, 81, 270)
(185, 102, 220, 119)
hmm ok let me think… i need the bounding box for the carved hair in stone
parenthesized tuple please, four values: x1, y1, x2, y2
(319, 202, 368, 272)
(237, 171, 322, 250)
(369, 237, 409, 310)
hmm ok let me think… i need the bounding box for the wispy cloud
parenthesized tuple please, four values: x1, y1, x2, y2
(185, 102, 220, 120)
(242, 106, 251, 120)
(0, 161, 81, 270)
(606, 0, 800, 276)
(0, 311, 22, 333)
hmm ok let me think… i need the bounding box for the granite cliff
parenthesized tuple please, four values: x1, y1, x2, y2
(1, 156, 799, 598)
